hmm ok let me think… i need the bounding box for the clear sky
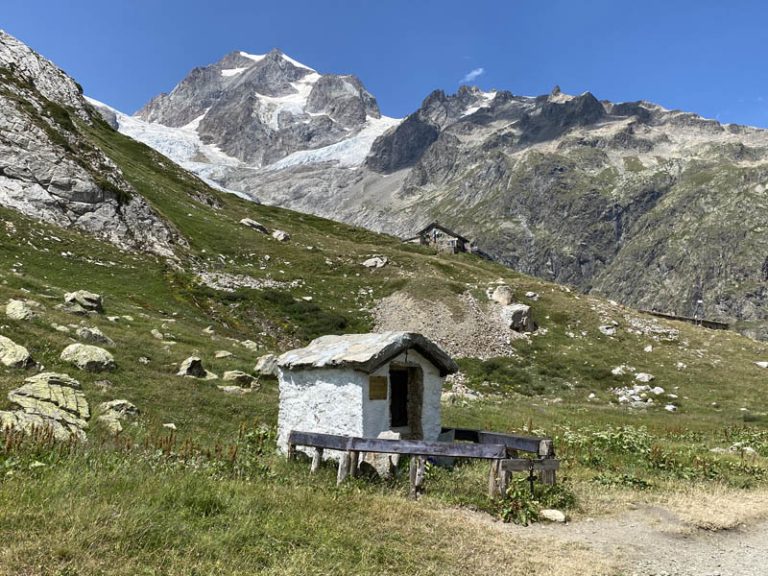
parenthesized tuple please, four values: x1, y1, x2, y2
(3, 0, 768, 126)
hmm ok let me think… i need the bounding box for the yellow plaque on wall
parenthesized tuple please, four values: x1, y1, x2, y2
(369, 376, 388, 400)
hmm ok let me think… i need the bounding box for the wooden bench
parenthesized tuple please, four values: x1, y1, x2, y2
(287, 429, 559, 499)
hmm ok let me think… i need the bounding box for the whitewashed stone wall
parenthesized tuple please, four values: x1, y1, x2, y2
(277, 367, 366, 453)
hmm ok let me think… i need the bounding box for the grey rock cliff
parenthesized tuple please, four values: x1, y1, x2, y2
(135, 49, 382, 167)
(0, 30, 177, 257)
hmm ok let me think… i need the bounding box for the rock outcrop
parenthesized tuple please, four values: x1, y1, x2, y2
(0, 372, 89, 441)
(0, 30, 178, 257)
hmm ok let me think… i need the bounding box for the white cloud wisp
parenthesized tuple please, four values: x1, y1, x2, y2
(460, 67, 485, 83)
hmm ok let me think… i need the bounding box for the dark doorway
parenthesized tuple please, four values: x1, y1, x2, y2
(389, 369, 409, 427)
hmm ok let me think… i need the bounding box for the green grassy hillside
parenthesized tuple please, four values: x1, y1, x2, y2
(1, 115, 768, 575)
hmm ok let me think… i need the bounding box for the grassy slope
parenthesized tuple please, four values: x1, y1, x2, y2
(0, 117, 768, 574)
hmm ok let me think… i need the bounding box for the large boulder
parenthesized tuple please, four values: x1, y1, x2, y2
(60, 343, 116, 372)
(254, 353, 278, 376)
(176, 356, 217, 380)
(0, 335, 32, 367)
(76, 326, 115, 347)
(1, 372, 89, 441)
(491, 285, 515, 306)
(500, 303, 536, 332)
(6, 299, 35, 321)
(64, 290, 103, 314)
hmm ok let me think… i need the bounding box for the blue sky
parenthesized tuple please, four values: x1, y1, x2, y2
(3, 0, 768, 126)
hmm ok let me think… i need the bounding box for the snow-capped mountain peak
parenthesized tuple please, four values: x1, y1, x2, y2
(92, 48, 400, 189)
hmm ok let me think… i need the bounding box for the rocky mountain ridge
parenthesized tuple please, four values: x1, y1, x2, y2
(0, 30, 177, 257)
(118, 57, 768, 333)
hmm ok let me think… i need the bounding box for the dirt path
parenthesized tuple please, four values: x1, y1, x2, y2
(527, 505, 768, 575)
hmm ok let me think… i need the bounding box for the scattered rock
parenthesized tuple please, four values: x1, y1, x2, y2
(163, 423, 177, 430)
(0, 335, 33, 367)
(99, 399, 139, 418)
(138, 356, 151, 365)
(151, 328, 164, 340)
(500, 303, 535, 332)
(271, 230, 290, 242)
(362, 256, 388, 269)
(217, 385, 251, 395)
(635, 372, 655, 383)
(491, 285, 515, 306)
(540, 509, 566, 523)
(611, 364, 635, 376)
(6, 299, 34, 320)
(203, 325, 215, 335)
(239, 218, 268, 234)
(362, 430, 401, 479)
(52, 323, 70, 333)
(215, 350, 233, 359)
(599, 325, 616, 336)
(664, 404, 678, 413)
(754, 361, 768, 369)
(76, 326, 114, 346)
(675, 361, 687, 371)
(197, 271, 302, 292)
(222, 370, 255, 386)
(97, 399, 139, 435)
(525, 291, 539, 301)
(94, 379, 113, 391)
(176, 356, 217, 380)
(441, 372, 482, 402)
(643, 345, 653, 353)
(64, 290, 103, 314)
(60, 343, 116, 372)
(613, 383, 665, 408)
(254, 353, 278, 376)
(626, 317, 678, 341)
(241, 340, 259, 352)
